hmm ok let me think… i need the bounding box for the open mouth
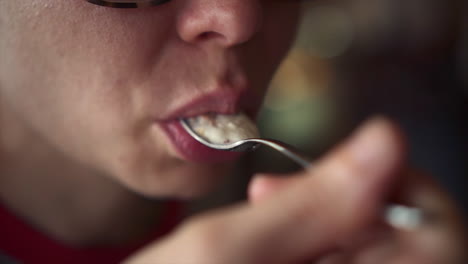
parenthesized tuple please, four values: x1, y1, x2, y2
(161, 112, 258, 163)
(183, 112, 259, 145)
(159, 88, 262, 163)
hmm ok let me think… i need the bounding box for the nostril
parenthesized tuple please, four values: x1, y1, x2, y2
(197, 31, 225, 42)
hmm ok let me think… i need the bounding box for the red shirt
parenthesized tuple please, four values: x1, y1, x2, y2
(0, 201, 181, 264)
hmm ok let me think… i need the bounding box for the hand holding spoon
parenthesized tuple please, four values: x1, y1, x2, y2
(180, 114, 426, 230)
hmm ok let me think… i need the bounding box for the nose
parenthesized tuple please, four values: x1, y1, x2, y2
(176, 0, 263, 47)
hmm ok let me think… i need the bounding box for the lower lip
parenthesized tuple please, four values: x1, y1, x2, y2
(161, 120, 243, 163)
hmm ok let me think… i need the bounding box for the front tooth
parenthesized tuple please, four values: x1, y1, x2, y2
(186, 113, 259, 144)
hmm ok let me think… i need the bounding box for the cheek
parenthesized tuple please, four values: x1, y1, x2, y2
(0, 2, 174, 175)
(0, 4, 166, 132)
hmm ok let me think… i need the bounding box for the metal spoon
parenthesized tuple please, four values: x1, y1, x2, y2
(180, 118, 426, 230)
(180, 118, 310, 167)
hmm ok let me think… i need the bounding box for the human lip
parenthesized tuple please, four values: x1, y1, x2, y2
(159, 90, 262, 163)
(161, 89, 262, 121)
(162, 120, 243, 163)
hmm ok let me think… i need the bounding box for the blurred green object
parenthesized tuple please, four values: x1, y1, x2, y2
(259, 94, 335, 149)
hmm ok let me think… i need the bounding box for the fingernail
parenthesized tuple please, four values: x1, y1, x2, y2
(248, 174, 275, 203)
(347, 117, 402, 174)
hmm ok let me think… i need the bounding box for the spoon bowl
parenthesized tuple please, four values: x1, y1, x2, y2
(180, 118, 311, 167)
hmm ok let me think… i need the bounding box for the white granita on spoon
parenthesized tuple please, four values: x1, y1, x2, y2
(185, 113, 259, 145)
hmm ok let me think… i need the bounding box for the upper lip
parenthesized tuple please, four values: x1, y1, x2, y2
(161, 88, 263, 122)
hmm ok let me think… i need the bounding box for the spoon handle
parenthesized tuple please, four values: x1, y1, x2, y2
(248, 138, 311, 168)
(253, 138, 426, 230)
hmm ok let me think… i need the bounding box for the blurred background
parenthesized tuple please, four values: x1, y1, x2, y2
(193, 0, 468, 221)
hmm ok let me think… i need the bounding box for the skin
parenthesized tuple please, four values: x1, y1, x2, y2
(128, 118, 467, 264)
(0, 0, 299, 244)
(0, 0, 466, 262)
(0, 0, 299, 197)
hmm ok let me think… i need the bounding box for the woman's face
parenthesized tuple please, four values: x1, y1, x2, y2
(0, 0, 300, 198)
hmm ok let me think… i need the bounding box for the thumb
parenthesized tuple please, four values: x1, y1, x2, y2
(248, 174, 302, 203)
(241, 117, 406, 261)
(249, 116, 406, 204)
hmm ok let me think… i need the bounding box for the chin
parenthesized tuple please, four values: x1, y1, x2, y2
(115, 160, 234, 200)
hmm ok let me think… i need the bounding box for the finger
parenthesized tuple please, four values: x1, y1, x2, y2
(249, 115, 406, 205)
(392, 171, 468, 264)
(343, 171, 467, 264)
(126, 117, 406, 264)
(248, 173, 302, 203)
